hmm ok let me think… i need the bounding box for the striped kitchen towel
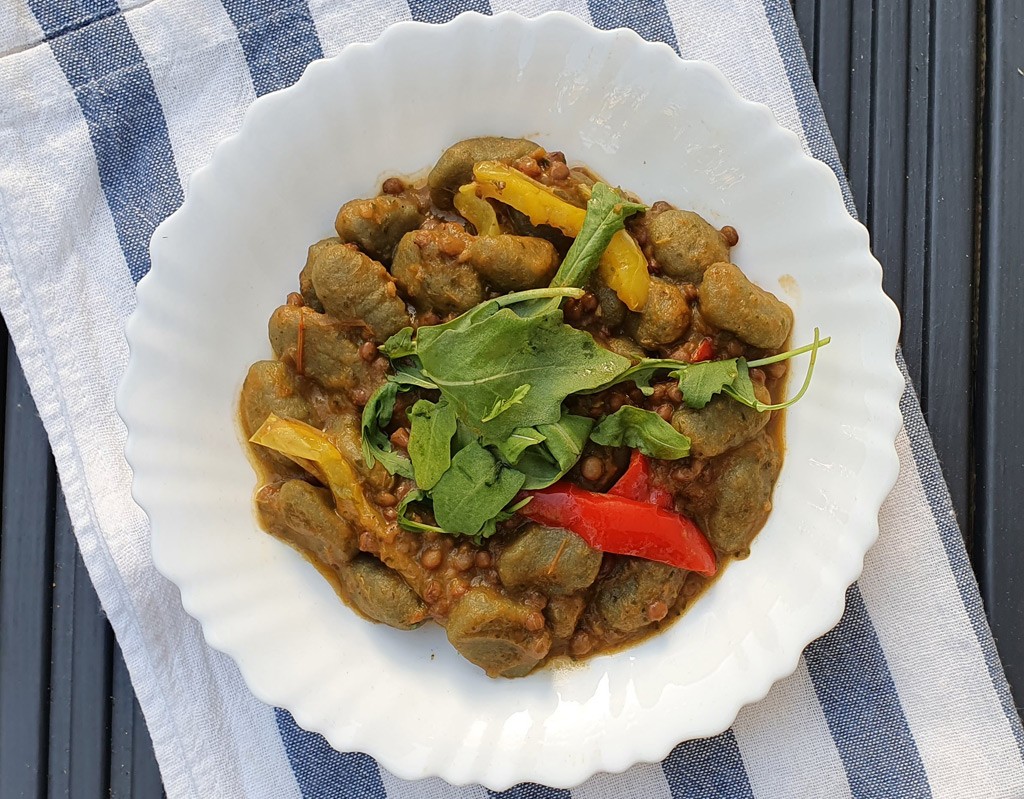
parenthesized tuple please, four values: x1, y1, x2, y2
(0, 1, 1021, 797)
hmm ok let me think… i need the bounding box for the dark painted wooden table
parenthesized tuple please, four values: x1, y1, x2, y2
(1, 2, 1021, 796)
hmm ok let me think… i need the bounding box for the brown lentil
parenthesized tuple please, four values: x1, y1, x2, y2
(474, 550, 492, 569)
(420, 548, 443, 570)
(390, 427, 410, 449)
(525, 612, 547, 632)
(550, 161, 570, 181)
(580, 455, 605, 482)
(358, 530, 378, 554)
(513, 156, 542, 178)
(647, 600, 669, 622)
(359, 341, 378, 362)
(423, 580, 443, 604)
(570, 632, 593, 656)
(720, 225, 739, 247)
(451, 546, 475, 573)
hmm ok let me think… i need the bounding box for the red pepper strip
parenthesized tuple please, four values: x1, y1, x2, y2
(609, 450, 673, 509)
(690, 337, 714, 363)
(521, 483, 717, 576)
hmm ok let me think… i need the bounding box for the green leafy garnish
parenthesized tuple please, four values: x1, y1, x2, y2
(480, 384, 531, 422)
(396, 489, 447, 534)
(390, 361, 438, 390)
(673, 359, 740, 409)
(496, 427, 547, 463)
(357, 180, 827, 540)
(550, 183, 647, 290)
(590, 406, 691, 459)
(380, 326, 416, 358)
(512, 413, 595, 490)
(406, 399, 457, 490)
(673, 329, 829, 411)
(360, 381, 414, 478)
(417, 306, 628, 442)
(431, 441, 526, 535)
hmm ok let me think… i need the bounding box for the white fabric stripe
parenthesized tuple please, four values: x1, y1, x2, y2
(122, 0, 256, 186)
(0, 1, 43, 58)
(860, 429, 1024, 797)
(0, 9, 300, 799)
(573, 761, 673, 799)
(666, 0, 809, 153)
(308, 0, 411, 58)
(489, 0, 592, 21)
(0, 33, 199, 799)
(379, 771, 490, 799)
(733, 660, 853, 799)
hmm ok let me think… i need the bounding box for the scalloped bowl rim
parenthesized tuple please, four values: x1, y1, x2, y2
(118, 11, 903, 790)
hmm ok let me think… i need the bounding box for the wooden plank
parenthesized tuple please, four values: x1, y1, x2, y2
(48, 493, 113, 799)
(0, 335, 56, 799)
(794, 0, 976, 535)
(976, 0, 1024, 708)
(791, 0, 816, 66)
(920, 1, 979, 542)
(109, 653, 165, 799)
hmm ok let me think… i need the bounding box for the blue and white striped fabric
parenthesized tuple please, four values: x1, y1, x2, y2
(0, 1, 1021, 796)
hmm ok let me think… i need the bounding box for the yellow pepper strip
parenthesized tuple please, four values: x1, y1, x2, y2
(454, 184, 501, 236)
(471, 161, 650, 310)
(250, 414, 386, 536)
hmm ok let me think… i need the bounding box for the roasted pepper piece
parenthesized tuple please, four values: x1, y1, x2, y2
(250, 414, 387, 537)
(520, 482, 716, 576)
(470, 161, 650, 311)
(454, 184, 501, 237)
(608, 450, 674, 509)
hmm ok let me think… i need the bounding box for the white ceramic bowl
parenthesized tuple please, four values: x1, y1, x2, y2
(118, 11, 903, 789)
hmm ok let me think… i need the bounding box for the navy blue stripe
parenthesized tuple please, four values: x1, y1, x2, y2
(896, 354, 1024, 757)
(587, 0, 679, 53)
(489, 784, 569, 799)
(406, 0, 490, 24)
(661, 729, 753, 798)
(221, 0, 323, 96)
(761, 0, 856, 216)
(28, 0, 182, 284)
(274, 709, 386, 799)
(804, 585, 931, 798)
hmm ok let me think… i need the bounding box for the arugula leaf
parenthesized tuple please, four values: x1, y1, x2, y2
(590, 406, 691, 459)
(539, 413, 594, 468)
(513, 413, 594, 490)
(396, 489, 447, 534)
(673, 359, 739, 409)
(550, 183, 647, 290)
(481, 384, 531, 422)
(722, 359, 758, 407)
(407, 399, 458, 490)
(380, 327, 416, 358)
(584, 358, 685, 396)
(474, 496, 535, 540)
(452, 419, 478, 453)
(389, 360, 438, 390)
(417, 307, 629, 442)
(495, 427, 547, 463)
(431, 441, 526, 535)
(418, 286, 585, 343)
(725, 328, 828, 412)
(360, 381, 414, 478)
